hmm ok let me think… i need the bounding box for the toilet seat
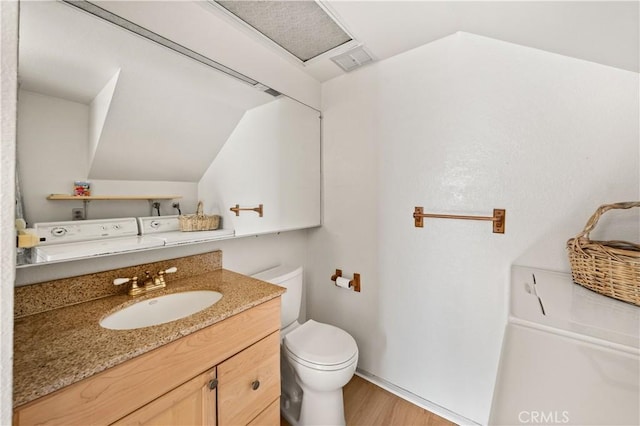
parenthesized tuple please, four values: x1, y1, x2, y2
(285, 346, 358, 371)
(283, 320, 358, 371)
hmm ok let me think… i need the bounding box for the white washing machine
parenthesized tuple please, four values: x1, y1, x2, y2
(32, 218, 164, 263)
(137, 215, 234, 246)
(490, 266, 639, 425)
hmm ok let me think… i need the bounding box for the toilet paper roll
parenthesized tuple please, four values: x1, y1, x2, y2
(336, 276, 351, 289)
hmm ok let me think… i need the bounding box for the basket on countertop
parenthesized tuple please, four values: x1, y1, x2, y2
(566, 201, 640, 306)
(178, 201, 220, 232)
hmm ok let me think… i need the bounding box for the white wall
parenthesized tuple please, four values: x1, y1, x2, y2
(0, 1, 18, 423)
(17, 90, 199, 223)
(199, 97, 321, 236)
(309, 32, 639, 424)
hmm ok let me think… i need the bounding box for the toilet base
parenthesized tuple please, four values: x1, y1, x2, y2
(281, 395, 302, 426)
(281, 347, 303, 424)
(297, 384, 346, 426)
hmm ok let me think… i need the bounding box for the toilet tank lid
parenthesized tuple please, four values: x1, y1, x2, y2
(284, 320, 358, 366)
(251, 265, 302, 284)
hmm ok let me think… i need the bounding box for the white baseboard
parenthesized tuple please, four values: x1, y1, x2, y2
(355, 369, 479, 426)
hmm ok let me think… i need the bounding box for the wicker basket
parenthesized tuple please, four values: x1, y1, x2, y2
(566, 201, 640, 306)
(178, 201, 220, 232)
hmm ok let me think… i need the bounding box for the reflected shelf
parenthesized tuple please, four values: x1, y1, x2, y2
(46, 194, 183, 217)
(47, 194, 182, 201)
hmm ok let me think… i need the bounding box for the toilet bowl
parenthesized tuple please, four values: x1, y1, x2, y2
(252, 266, 358, 426)
(284, 319, 358, 425)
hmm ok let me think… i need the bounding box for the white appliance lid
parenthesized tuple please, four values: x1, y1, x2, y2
(33, 236, 164, 262)
(152, 229, 234, 245)
(510, 266, 639, 350)
(284, 320, 357, 365)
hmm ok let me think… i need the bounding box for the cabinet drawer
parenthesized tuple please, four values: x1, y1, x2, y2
(218, 332, 280, 425)
(248, 398, 280, 426)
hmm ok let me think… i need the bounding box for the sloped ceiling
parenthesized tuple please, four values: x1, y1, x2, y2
(18, 0, 638, 179)
(325, 1, 639, 73)
(202, 1, 639, 82)
(19, 1, 273, 182)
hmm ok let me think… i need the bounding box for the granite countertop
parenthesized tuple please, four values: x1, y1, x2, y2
(13, 269, 285, 407)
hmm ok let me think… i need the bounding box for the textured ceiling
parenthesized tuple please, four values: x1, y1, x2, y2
(216, 1, 637, 82)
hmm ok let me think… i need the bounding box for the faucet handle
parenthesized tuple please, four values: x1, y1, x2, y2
(114, 276, 140, 295)
(155, 267, 176, 286)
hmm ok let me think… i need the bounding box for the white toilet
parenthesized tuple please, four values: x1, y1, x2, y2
(252, 265, 358, 426)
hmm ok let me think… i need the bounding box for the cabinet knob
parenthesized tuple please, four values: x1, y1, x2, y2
(251, 380, 260, 390)
(208, 378, 218, 390)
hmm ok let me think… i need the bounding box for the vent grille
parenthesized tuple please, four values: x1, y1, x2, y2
(214, 1, 353, 62)
(330, 46, 374, 72)
(253, 83, 281, 97)
(263, 88, 282, 97)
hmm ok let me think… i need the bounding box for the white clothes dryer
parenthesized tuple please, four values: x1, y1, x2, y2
(137, 215, 234, 246)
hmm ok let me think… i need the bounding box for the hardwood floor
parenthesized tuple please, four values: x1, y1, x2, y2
(281, 375, 456, 426)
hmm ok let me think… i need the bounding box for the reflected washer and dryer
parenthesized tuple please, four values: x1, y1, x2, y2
(137, 215, 234, 246)
(32, 218, 164, 263)
(490, 266, 639, 425)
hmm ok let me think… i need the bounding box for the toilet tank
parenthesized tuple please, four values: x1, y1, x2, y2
(252, 265, 303, 329)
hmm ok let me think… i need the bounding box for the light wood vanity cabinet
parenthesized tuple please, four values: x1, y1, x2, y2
(13, 298, 281, 426)
(218, 332, 280, 425)
(113, 368, 218, 425)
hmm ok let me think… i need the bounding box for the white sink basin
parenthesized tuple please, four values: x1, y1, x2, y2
(100, 290, 223, 330)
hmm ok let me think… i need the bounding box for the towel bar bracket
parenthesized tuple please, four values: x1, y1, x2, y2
(492, 209, 506, 234)
(230, 204, 263, 217)
(413, 206, 506, 234)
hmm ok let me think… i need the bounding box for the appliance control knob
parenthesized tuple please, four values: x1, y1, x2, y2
(150, 221, 160, 228)
(51, 227, 67, 237)
(113, 224, 121, 230)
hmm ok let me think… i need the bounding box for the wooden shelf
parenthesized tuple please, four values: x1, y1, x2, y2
(47, 194, 182, 201)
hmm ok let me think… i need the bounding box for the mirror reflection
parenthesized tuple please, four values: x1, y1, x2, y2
(16, 1, 321, 266)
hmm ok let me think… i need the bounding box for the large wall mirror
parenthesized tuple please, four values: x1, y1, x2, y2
(17, 1, 321, 266)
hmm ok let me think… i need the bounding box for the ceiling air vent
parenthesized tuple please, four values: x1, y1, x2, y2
(214, 1, 353, 63)
(330, 46, 374, 72)
(253, 82, 281, 97)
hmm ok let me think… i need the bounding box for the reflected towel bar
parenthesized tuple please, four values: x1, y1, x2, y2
(413, 206, 506, 234)
(230, 204, 263, 217)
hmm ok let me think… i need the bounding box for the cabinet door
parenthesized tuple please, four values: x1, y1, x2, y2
(112, 368, 217, 426)
(248, 398, 280, 426)
(218, 332, 280, 426)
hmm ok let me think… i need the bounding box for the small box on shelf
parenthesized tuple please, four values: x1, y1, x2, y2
(73, 181, 91, 196)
